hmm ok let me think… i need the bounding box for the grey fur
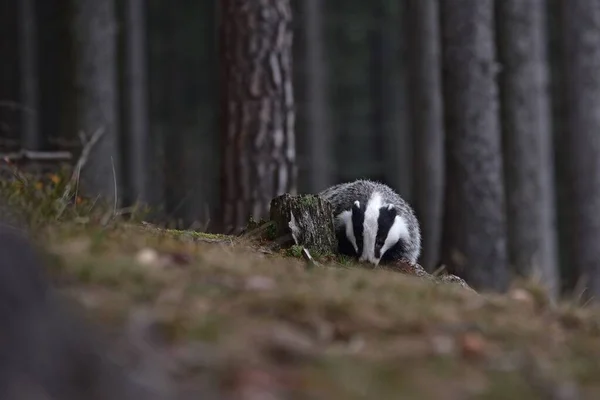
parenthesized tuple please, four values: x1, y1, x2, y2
(319, 179, 421, 265)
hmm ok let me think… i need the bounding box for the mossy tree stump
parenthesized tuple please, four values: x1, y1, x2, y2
(269, 194, 338, 256)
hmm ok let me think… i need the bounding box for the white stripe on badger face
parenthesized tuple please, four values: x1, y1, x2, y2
(359, 191, 383, 263)
(377, 215, 410, 263)
(337, 210, 358, 253)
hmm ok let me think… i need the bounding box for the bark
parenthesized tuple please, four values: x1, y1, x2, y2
(381, 3, 412, 199)
(406, 0, 445, 271)
(123, 0, 150, 206)
(0, 0, 20, 144)
(37, 0, 74, 149)
(298, 0, 333, 193)
(560, 0, 600, 300)
(218, 0, 297, 234)
(18, 0, 41, 150)
(69, 0, 121, 206)
(439, 0, 509, 292)
(158, 4, 188, 225)
(496, 0, 559, 298)
(369, 0, 391, 184)
(269, 194, 337, 256)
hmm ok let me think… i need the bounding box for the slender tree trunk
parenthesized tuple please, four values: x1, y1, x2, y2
(38, 0, 72, 150)
(560, 0, 600, 300)
(439, 0, 509, 292)
(18, 0, 41, 150)
(218, 0, 296, 234)
(406, 0, 445, 271)
(496, 0, 559, 298)
(299, 0, 333, 193)
(123, 0, 150, 206)
(546, 0, 571, 293)
(69, 0, 121, 206)
(368, 0, 388, 183)
(0, 0, 19, 144)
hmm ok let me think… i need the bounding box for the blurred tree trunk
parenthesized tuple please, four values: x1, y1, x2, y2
(0, 0, 19, 145)
(376, 2, 412, 198)
(69, 0, 121, 206)
(560, 0, 600, 300)
(218, 0, 297, 234)
(368, 0, 390, 183)
(546, 0, 571, 293)
(122, 0, 150, 206)
(406, 0, 444, 271)
(297, 0, 332, 193)
(439, 0, 509, 292)
(18, 0, 41, 150)
(38, 0, 73, 151)
(161, 5, 189, 226)
(496, 0, 559, 298)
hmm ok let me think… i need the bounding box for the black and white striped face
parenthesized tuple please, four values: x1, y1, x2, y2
(352, 192, 409, 266)
(336, 192, 410, 264)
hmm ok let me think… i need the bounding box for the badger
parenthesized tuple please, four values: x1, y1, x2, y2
(319, 179, 421, 266)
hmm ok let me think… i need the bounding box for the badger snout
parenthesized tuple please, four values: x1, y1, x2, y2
(359, 253, 381, 266)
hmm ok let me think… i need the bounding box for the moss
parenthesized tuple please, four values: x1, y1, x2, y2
(299, 194, 320, 207)
(165, 229, 232, 240)
(265, 222, 277, 240)
(286, 245, 304, 258)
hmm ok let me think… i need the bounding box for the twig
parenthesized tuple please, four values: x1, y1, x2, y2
(0, 150, 72, 162)
(432, 263, 447, 277)
(0, 100, 34, 114)
(301, 247, 321, 268)
(110, 155, 117, 214)
(56, 128, 105, 216)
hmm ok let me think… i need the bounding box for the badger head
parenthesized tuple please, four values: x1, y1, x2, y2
(358, 192, 410, 266)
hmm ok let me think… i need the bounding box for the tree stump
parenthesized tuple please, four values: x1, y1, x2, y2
(269, 194, 338, 256)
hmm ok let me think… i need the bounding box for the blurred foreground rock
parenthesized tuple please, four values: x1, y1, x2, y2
(0, 220, 185, 400)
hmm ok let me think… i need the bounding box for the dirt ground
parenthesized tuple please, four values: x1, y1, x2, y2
(33, 220, 600, 400)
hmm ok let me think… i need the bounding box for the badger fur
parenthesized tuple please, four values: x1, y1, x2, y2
(319, 179, 421, 266)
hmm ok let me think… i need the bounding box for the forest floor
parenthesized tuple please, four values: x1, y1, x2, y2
(3, 168, 600, 399)
(35, 219, 600, 400)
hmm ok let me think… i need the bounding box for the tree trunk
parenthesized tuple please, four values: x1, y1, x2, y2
(123, 0, 150, 206)
(18, 0, 41, 150)
(368, 0, 389, 184)
(496, 0, 559, 298)
(406, 0, 445, 271)
(297, 0, 333, 193)
(0, 0, 19, 145)
(439, 0, 509, 292)
(38, 0, 73, 150)
(218, 0, 297, 234)
(381, 2, 412, 198)
(69, 0, 121, 206)
(560, 0, 600, 300)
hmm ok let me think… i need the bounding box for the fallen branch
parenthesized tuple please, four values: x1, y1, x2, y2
(0, 150, 72, 162)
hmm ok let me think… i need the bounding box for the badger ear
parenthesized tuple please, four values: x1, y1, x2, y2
(387, 204, 395, 211)
(353, 200, 360, 209)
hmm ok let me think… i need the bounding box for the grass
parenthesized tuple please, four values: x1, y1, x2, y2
(33, 221, 600, 399)
(4, 166, 600, 398)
